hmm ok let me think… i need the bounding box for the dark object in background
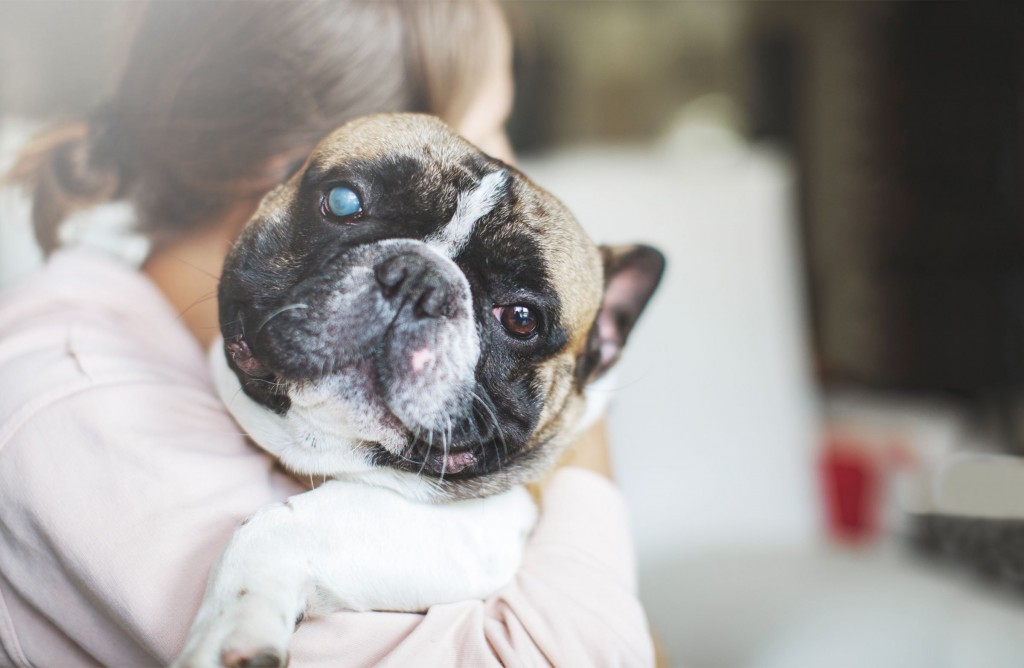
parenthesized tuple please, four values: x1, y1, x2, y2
(910, 513, 1024, 595)
(748, 31, 798, 147)
(775, 3, 1024, 447)
(869, 3, 1024, 394)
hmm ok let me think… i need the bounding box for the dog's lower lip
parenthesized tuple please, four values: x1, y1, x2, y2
(407, 440, 482, 476)
(436, 448, 475, 475)
(429, 450, 477, 475)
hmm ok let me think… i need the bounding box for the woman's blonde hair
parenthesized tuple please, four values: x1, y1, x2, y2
(6, 0, 499, 254)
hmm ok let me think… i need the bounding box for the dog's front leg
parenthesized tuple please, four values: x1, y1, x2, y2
(172, 499, 315, 668)
(173, 479, 535, 668)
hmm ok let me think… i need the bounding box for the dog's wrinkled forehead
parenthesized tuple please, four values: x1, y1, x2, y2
(315, 114, 476, 177)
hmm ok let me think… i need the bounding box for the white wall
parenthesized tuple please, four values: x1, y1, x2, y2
(522, 128, 820, 553)
(522, 123, 823, 662)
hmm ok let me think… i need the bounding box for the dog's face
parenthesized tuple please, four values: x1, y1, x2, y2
(217, 114, 663, 501)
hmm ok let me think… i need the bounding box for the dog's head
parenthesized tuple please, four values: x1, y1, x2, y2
(216, 114, 663, 501)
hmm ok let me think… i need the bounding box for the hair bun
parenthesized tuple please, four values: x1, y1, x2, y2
(5, 120, 122, 255)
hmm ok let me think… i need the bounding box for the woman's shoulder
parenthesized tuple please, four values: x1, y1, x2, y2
(0, 248, 214, 432)
(0, 256, 300, 668)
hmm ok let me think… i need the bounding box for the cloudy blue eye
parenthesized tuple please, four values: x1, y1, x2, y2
(326, 185, 361, 218)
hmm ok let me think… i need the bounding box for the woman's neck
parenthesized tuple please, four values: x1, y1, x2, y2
(142, 202, 254, 348)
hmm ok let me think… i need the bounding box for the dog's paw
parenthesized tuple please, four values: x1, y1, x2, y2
(172, 601, 294, 668)
(219, 646, 289, 668)
(175, 645, 288, 668)
(173, 629, 291, 668)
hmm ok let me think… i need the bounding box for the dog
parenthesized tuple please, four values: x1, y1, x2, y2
(173, 113, 664, 667)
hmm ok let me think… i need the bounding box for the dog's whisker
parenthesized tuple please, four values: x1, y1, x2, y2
(244, 377, 278, 390)
(229, 385, 247, 404)
(408, 426, 423, 479)
(470, 389, 508, 464)
(447, 415, 454, 454)
(419, 428, 435, 478)
(466, 393, 503, 474)
(255, 303, 309, 337)
(438, 414, 455, 483)
(167, 253, 221, 280)
(173, 290, 219, 324)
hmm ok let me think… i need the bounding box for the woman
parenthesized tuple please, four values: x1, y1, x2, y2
(0, 1, 652, 665)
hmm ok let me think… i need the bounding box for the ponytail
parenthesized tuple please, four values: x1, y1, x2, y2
(4, 120, 121, 255)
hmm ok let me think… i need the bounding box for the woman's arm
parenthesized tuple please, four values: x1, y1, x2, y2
(2, 388, 650, 668)
(286, 466, 652, 668)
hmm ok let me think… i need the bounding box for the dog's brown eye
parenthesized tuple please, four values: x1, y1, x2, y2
(495, 305, 538, 339)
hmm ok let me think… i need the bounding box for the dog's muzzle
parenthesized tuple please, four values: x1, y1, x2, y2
(222, 239, 481, 434)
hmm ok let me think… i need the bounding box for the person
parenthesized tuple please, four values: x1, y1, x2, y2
(0, 1, 653, 665)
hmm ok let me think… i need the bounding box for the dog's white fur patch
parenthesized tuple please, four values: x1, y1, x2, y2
(578, 369, 618, 435)
(426, 170, 507, 258)
(211, 346, 372, 474)
(173, 467, 535, 666)
(210, 346, 454, 502)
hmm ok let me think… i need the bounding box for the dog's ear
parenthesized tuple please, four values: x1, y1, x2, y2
(576, 244, 665, 385)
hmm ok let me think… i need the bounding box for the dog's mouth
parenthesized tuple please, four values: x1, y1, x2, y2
(405, 440, 482, 476)
(220, 304, 506, 480)
(376, 436, 518, 480)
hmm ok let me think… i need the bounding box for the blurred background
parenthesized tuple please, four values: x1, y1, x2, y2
(3, 2, 1024, 665)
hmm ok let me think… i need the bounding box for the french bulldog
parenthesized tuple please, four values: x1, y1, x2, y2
(174, 113, 663, 667)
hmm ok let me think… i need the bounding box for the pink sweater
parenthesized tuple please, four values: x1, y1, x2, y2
(0, 249, 653, 667)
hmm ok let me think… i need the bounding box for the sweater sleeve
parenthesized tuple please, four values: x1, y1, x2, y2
(0, 376, 306, 667)
(1, 382, 652, 668)
(484, 468, 653, 667)
(284, 468, 654, 668)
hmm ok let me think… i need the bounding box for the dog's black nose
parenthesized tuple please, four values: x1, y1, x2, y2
(374, 254, 454, 319)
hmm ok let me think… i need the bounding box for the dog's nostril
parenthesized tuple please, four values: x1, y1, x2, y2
(416, 284, 447, 318)
(375, 254, 453, 319)
(375, 257, 407, 295)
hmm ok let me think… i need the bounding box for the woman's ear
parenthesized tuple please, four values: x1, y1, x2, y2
(576, 244, 666, 385)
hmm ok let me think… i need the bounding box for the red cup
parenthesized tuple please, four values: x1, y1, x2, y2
(819, 438, 880, 544)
